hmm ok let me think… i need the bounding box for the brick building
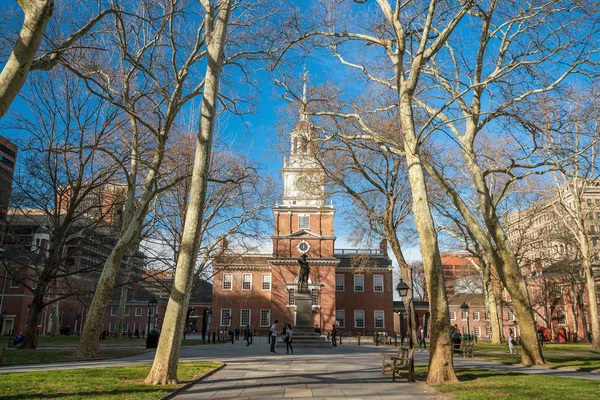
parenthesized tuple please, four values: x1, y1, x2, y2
(0, 136, 17, 245)
(212, 115, 394, 335)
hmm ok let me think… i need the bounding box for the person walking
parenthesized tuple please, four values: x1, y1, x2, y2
(244, 325, 252, 346)
(418, 326, 426, 352)
(508, 330, 518, 355)
(270, 320, 278, 353)
(285, 323, 294, 354)
(235, 326, 241, 341)
(330, 325, 337, 347)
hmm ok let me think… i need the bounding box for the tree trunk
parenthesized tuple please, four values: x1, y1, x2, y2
(387, 231, 418, 341)
(73, 236, 137, 357)
(399, 97, 456, 384)
(481, 257, 501, 344)
(20, 289, 45, 349)
(569, 283, 579, 343)
(460, 143, 544, 365)
(0, 0, 54, 118)
(50, 296, 60, 336)
(144, 1, 232, 386)
(579, 292, 589, 343)
(582, 254, 600, 349)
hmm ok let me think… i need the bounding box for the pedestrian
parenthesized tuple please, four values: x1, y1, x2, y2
(330, 325, 337, 347)
(270, 320, 278, 353)
(235, 326, 241, 341)
(285, 323, 294, 354)
(418, 325, 426, 352)
(244, 324, 252, 346)
(508, 330, 518, 355)
(314, 325, 321, 334)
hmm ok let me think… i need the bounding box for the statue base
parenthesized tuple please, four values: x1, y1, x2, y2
(283, 291, 331, 348)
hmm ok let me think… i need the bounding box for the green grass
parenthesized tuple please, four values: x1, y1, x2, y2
(474, 352, 600, 372)
(23, 335, 210, 347)
(2, 348, 150, 366)
(413, 365, 600, 400)
(0, 361, 222, 400)
(474, 341, 600, 356)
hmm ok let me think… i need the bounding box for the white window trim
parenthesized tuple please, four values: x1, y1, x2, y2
(335, 274, 345, 291)
(354, 274, 364, 292)
(135, 307, 142, 317)
(109, 322, 116, 332)
(262, 274, 272, 290)
(110, 307, 118, 316)
(336, 310, 345, 328)
(299, 214, 310, 230)
(373, 275, 384, 292)
(260, 309, 271, 327)
(354, 310, 365, 328)
(461, 311, 468, 320)
(124, 307, 130, 316)
(240, 309, 251, 326)
(9, 271, 20, 288)
(374, 310, 385, 329)
(450, 311, 456, 320)
(222, 273, 233, 290)
(220, 309, 232, 326)
(242, 273, 252, 291)
(473, 311, 480, 321)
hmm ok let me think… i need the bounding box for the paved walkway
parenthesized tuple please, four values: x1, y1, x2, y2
(175, 345, 435, 399)
(2, 340, 600, 399)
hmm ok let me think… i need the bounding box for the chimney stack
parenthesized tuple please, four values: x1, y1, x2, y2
(379, 239, 388, 255)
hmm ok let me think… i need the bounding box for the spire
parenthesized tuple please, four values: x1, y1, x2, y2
(300, 68, 308, 121)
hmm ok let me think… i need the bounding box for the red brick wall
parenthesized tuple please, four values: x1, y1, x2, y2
(334, 270, 394, 334)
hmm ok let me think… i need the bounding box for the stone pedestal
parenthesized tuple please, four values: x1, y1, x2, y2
(280, 290, 330, 348)
(295, 292, 313, 328)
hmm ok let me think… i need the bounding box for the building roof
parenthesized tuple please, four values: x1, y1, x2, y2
(441, 253, 475, 266)
(448, 293, 486, 307)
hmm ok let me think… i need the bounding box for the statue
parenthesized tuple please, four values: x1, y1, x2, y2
(297, 253, 310, 293)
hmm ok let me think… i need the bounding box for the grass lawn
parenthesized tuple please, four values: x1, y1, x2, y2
(474, 352, 600, 372)
(475, 341, 600, 356)
(2, 348, 150, 366)
(29, 335, 210, 347)
(0, 361, 221, 400)
(414, 365, 600, 400)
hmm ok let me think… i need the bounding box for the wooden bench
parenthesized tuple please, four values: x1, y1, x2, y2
(454, 339, 474, 358)
(381, 347, 414, 382)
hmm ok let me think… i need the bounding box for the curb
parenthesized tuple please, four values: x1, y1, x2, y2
(160, 363, 226, 400)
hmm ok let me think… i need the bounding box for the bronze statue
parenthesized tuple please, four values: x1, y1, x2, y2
(297, 253, 310, 293)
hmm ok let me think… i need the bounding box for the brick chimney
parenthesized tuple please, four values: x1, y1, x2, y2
(379, 239, 388, 255)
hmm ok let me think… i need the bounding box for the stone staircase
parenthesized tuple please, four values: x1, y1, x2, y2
(277, 327, 331, 348)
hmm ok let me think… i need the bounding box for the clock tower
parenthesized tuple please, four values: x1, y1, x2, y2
(271, 113, 336, 259)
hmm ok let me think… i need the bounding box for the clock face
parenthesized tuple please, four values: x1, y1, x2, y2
(295, 177, 309, 192)
(298, 241, 310, 253)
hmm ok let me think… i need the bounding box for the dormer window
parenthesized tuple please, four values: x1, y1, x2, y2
(299, 215, 310, 230)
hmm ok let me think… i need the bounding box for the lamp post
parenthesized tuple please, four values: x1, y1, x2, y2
(460, 302, 470, 339)
(396, 278, 414, 380)
(148, 297, 157, 333)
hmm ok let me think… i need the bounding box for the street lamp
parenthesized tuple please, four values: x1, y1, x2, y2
(460, 302, 470, 339)
(395, 278, 414, 381)
(148, 297, 157, 334)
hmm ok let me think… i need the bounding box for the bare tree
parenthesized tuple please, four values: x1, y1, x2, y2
(413, 1, 599, 364)
(284, 0, 475, 383)
(1, 68, 123, 348)
(144, 0, 234, 385)
(0, 1, 116, 118)
(72, 0, 214, 358)
(546, 102, 600, 347)
(312, 111, 419, 341)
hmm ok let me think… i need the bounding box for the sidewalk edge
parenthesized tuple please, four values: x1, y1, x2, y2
(160, 363, 226, 400)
